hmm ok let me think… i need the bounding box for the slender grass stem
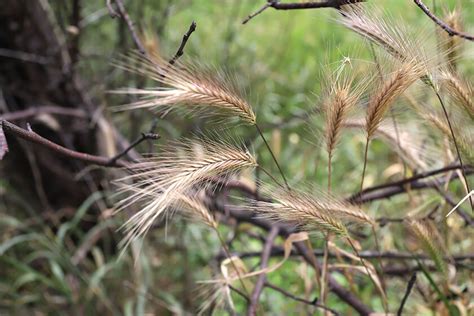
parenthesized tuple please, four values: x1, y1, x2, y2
(360, 137, 370, 191)
(215, 229, 251, 298)
(433, 90, 473, 212)
(328, 155, 332, 192)
(255, 123, 290, 189)
(259, 166, 284, 188)
(320, 235, 330, 312)
(371, 224, 387, 293)
(346, 237, 388, 313)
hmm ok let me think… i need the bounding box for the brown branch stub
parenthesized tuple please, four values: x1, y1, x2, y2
(269, 0, 364, 10)
(414, 0, 474, 41)
(169, 21, 197, 65)
(107, 132, 160, 166)
(242, 3, 272, 24)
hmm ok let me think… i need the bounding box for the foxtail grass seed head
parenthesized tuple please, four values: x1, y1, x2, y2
(440, 9, 463, 69)
(366, 61, 423, 139)
(250, 187, 374, 236)
(425, 113, 474, 164)
(111, 52, 256, 124)
(172, 194, 217, 229)
(323, 67, 365, 159)
(115, 138, 257, 247)
(339, 5, 441, 77)
(406, 219, 448, 278)
(439, 70, 473, 119)
(340, 5, 415, 62)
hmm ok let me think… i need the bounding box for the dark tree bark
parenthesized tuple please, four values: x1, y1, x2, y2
(0, 0, 102, 210)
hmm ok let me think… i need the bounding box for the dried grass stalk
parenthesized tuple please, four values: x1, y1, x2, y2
(112, 52, 256, 124)
(115, 138, 257, 246)
(340, 5, 419, 63)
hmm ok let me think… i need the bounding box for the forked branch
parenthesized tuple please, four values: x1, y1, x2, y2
(0, 120, 160, 168)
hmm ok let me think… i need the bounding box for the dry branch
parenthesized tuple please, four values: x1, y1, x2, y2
(414, 0, 474, 41)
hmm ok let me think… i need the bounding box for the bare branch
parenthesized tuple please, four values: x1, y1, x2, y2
(111, 0, 146, 54)
(106, 0, 119, 18)
(414, 0, 474, 41)
(223, 247, 474, 262)
(247, 226, 279, 316)
(169, 21, 197, 65)
(1, 120, 128, 168)
(243, 0, 365, 24)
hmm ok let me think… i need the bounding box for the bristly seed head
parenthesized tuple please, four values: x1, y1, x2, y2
(111, 52, 257, 124)
(249, 186, 374, 236)
(323, 65, 365, 159)
(114, 137, 257, 248)
(366, 61, 423, 139)
(405, 219, 448, 278)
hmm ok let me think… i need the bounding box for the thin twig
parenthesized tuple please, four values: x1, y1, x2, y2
(349, 164, 474, 203)
(346, 237, 388, 313)
(255, 124, 290, 189)
(169, 21, 197, 65)
(242, 2, 271, 24)
(112, 0, 146, 54)
(106, 0, 119, 18)
(107, 132, 160, 166)
(243, 0, 365, 24)
(413, 0, 474, 41)
(268, 0, 364, 9)
(226, 247, 474, 262)
(397, 273, 417, 316)
(1, 120, 128, 168)
(229, 284, 251, 302)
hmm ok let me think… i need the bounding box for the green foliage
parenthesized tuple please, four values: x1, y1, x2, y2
(2, 0, 473, 315)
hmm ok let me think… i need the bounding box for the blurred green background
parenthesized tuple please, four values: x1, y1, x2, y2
(1, 0, 473, 315)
